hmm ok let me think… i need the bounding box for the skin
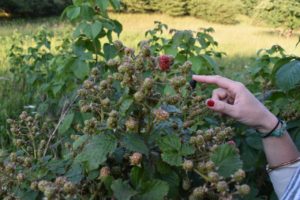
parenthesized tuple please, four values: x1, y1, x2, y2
(192, 75, 300, 167)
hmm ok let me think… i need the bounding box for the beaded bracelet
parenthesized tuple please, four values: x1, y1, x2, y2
(266, 157, 300, 173)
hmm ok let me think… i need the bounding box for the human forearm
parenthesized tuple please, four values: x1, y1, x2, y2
(259, 112, 300, 167)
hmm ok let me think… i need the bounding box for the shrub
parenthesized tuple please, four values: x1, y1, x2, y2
(189, 0, 244, 24)
(0, 37, 251, 199)
(240, 0, 258, 16)
(122, 0, 158, 12)
(254, 0, 300, 31)
(161, 0, 189, 16)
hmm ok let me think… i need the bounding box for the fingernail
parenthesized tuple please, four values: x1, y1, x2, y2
(207, 99, 215, 107)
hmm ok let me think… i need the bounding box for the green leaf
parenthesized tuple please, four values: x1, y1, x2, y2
(136, 180, 169, 200)
(91, 21, 102, 39)
(245, 134, 263, 150)
(109, 0, 121, 10)
(123, 134, 149, 155)
(111, 179, 137, 200)
(73, 59, 90, 80)
(202, 55, 220, 74)
(180, 144, 195, 156)
(96, 0, 110, 16)
(104, 43, 118, 60)
(58, 113, 74, 135)
(65, 162, 83, 183)
(158, 135, 181, 152)
(130, 167, 144, 188)
(75, 134, 117, 171)
(190, 55, 203, 74)
(210, 144, 243, 178)
(73, 135, 89, 150)
(275, 60, 300, 91)
(163, 84, 176, 96)
(66, 6, 81, 21)
(161, 152, 182, 166)
(120, 97, 133, 115)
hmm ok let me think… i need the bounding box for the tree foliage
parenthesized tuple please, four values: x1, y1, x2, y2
(189, 0, 244, 24)
(240, 0, 258, 16)
(0, 0, 71, 17)
(254, 0, 300, 30)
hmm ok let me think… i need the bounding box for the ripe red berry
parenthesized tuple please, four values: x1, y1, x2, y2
(158, 55, 172, 71)
(207, 99, 215, 107)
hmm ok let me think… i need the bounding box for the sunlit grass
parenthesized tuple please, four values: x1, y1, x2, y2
(0, 13, 299, 75)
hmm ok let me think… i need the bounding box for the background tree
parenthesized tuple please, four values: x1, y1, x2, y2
(0, 0, 71, 17)
(189, 0, 244, 24)
(161, 0, 189, 16)
(254, 0, 300, 34)
(240, 0, 258, 16)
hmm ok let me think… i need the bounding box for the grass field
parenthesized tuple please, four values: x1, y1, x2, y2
(0, 13, 299, 78)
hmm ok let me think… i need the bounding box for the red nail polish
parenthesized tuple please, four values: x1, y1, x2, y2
(207, 99, 215, 107)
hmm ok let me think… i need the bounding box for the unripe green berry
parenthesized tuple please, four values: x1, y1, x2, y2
(30, 181, 38, 190)
(63, 181, 76, 194)
(154, 109, 170, 121)
(205, 161, 215, 171)
(134, 91, 145, 102)
(101, 98, 110, 107)
(83, 80, 93, 89)
(217, 181, 228, 192)
(38, 180, 49, 192)
(100, 166, 111, 178)
(143, 78, 154, 90)
(55, 176, 67, 186)
(233, 169, 246, 182)
(130, 152, 143, 166)
(109, 110, 118, 118)
(183, 160, 194, 171)
(208, 171, 219, 183)
(182, 178, 191, 190)
(237, 184, 250, 196)
(125, 117, 138, 132)
(192, 186, 207, 198)
(17, 173, 25, 182)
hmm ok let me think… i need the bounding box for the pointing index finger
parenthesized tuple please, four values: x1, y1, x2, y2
(192, 75, 236, 90)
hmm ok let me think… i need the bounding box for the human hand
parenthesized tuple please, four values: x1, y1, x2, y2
(192, 75, 278, 133)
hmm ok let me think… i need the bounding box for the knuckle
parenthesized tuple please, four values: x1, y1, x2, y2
(235, 82, 245, 90)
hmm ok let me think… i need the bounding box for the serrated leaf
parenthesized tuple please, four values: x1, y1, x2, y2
(120, 97, 133, 115)
(275, 60, 300, 91)
(180, 144, 195, 156)
(75, 134, 117, 171)
(65, 162, 83, 183)
(136, 180, 169, 200)
(123, 134, 149, 155)
(73, 135, 89, 150)
(158, 135, 181, 152)
(210, 144, 242, 178)
(58, 113, 74, 135)
(111, 179, 137, 200)
(161, 105, 181, 113)
(163, 84, 176, 96)
(161, 151, 182, 166)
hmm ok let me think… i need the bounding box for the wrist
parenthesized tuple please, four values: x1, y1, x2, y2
(257, 112, 278, 134)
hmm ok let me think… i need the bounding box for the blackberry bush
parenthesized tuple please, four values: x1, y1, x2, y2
(0, 39, 250, 199)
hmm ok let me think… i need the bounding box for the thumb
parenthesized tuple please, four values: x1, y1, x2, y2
(206, 99, 237, 117)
